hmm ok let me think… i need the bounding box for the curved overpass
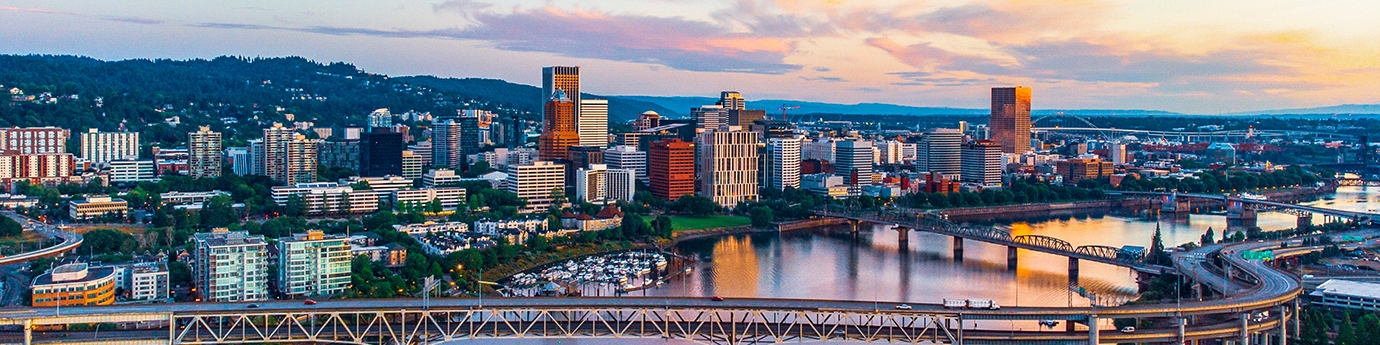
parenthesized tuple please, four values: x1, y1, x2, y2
(0, 212, 83, 266)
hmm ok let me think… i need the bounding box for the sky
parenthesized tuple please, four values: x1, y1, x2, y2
(2, 0, 1378, 114)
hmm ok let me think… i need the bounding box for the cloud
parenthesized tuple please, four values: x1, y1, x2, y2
(800, 76, 845, 82)
(99, 16, 165, 25)
(3, 6, 163, 25)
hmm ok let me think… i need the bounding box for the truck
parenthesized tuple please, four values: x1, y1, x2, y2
(942, 299, 968, 309)
(965, 299, 1000, 310)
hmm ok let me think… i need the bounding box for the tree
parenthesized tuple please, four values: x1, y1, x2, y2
(168, 261, 192, 286)
(750, 206, 774, 228)
(1200, 227, 1216, 246)
(83, 229, 136, 254)
(200, 195, 238, 228)
(673, 195, 719, 217)
(284, 194, 307, 217)
(651, 215, 673, 237)
(0, 217, 22, 237)
(1147, 224, 1169, 265)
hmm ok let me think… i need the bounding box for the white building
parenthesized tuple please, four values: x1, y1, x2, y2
(271, 182, 382, 215)
(692, 105, 727, 131)
(401, 150, 423, 179)
(961, 140, 1003, 187)
(108, 160, 156, 183)
(112, 262, 169, 302)
(1109, 142, 1128, 166)
(918, 129, 962, 176)
(79, 129, 139, 166)
(342, 175, 412, 192)
(876, 140, 903, 165)
(474, 217, 547, 235)
(192, 231, 268, 302)
(188, 126, 222, 178)
(834, 139, 873, 186)
(160, 190, 231, 206)
(392, 188, 467, 210)
(225, 147, 252, 176)
(802, 137, 837, 162)
(575, 164, 636, 204)
(603, 145, 647, 183)
(505, 161, 565, 213)
(802, 173, 850, 199)
(578, 99, 609, 147)
(765, 136, 802, 190)
(368, 108, 392, 129)
(393, 221, 470, 235)
(277, 230, 351, 298)
(423, 168, 465, 188)
(696, 128, 759, 207)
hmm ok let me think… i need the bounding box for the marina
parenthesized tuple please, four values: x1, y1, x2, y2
(504, 251, 680, 297)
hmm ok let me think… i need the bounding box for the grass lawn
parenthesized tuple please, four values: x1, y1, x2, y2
(668, 215, 751, 232)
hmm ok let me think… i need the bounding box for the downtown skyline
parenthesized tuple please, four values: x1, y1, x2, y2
(3, 0, 1379, 114)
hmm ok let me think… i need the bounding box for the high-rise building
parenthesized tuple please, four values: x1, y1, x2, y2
(718, 91, 745, 110)
(432, 118, 463, 168)
(578, 99, 609, 147)
(729, 109, 766, 128)
(569, 166, 636, 205)
(1109, 142, 1127, 166)
(961, 140, 1003, 187)
(917, 129, 962, 176)
(277, 230, 351, 298)
(505, 161, 566, 213)
(766, 136, 802, 191)
(603, 145, 647, 183)
(316, 140, 360, 172)
(876, 140, 903, 165)
(696, 128, 760, 207)
(79, 129, 139, 165)
(367, 108, 392, 130)
(802, 137, 837, 162)
(283, 135, 318, 186)
(538, 90, 581, 161)
(990, 87, 1032, 154)
(459, 111, 482, 157)
(248, 140, 266, 175)
(834, 139, 873, 186)
(192, 230, 268, 302)
(401, 150, 423, 179)
(542, 66, 581, 120)
(693, 105, 727, 131)
(648, 139, 695, 201)
(262, 123, 296, 183)
(359, 129, 403, 177)
(226, 147, 252, 176)
(188, 126, 222, 178)
(0, 127, 68, 155)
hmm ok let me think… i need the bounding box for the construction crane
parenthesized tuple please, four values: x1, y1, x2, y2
(777, 105, 800, 122)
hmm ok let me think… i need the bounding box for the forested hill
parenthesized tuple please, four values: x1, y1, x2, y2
(0, 55, 672, 147)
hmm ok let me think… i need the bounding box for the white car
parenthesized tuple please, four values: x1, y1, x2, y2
(1121, 326, 1136, 333)
(894, 304, 913, 310)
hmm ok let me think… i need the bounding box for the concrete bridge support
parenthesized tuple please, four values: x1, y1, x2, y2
(1241, 313, 1251, 345)
(1068, 257, 1080, 282)
(896, 226, 910, 246)
(1088, 314, 1099, 344)
(1279, 305, 1289, 345)
(953, 237, 964, 261)
(1007, 246, 1018, 270)
(1296, 213, 1312, 230)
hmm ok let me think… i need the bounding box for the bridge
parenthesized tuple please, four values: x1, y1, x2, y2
(816, 204, 1166, 277)
(1034, 127, 1355, 141)
(0, 212, 83, 266)
(1109, 191, 1379, 224)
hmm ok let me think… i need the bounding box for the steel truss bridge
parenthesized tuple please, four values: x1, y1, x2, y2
(1034, 127, 1356, 141)
(1110, 191, 1379, 224)
(815, 204, 1165, 273)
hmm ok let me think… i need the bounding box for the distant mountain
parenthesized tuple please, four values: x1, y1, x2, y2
(1225, 104, 1380, 116)
(618, 96, 1185, 118)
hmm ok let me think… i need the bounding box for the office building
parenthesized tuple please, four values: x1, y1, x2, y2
(432, 118, 463, 168)
(316, 140, 359, 172)
(160, 190, 231, 206)
(277, 230, 351, 298)
(802, 137, 837, 162)
(635, 111, 662, 131)
(542, 66, 581, 120)
(188, 126, 222, 178)
(192, 230, 269, 302)
(918, 129, 962, 176)
(271, 182, 382, 215)
(283, 135, 317, 186)
(648, 139, 695, 201)
(69, 196, 128, 220)
(538, 90, 581, 161)
(342, 175, 413, 192)
(116, 262, 169, 302)
(766, 136, 802, 190)
(393, 188, 467, 210)
(834, 139, 873, 186)
(30, 263, 117, 307)
(1056, 157, 1115, 185)
(575, 164, 636, 204)
(718, 91, 745, 110)
(578, 99, 609, 147)
(1109, 142, 1128, 166)
(505, 161, 566, 213)
(247, 140, 266, 175)
(0, 126, 68, 155)
(603, 145, 646, 183)
(262, 123, 296, 183)
(961, 140, 1003, 187)
(225, 147, 251, 176)
(459, 111, 483, 158)
(422, 168, 464, 188)
(990, 87, 1032, 154)
(108, 159, 156, 183)
(367, 108, 392, 129)
(79, 129, 139, 165)
(696, 128, 760, 207)
(693, 105, 727, 131)
(876, 140, 903, 165)
(401, 150, 423, 179)
(360, 129, 403, 177)
(1311, 279, 1380, 312)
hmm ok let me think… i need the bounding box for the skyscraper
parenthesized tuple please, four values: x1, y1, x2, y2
(917, 129, 962, 176)
(188, 126, 222, 178)
(283, 135, 317, 186)
(542, 66, 580, 119)
(359, 129, 403, 177)
(961, 140, 1003, 187)
(990, 87, 1032, 154)
(459, 112, 481, 157)
(578, 99, 609, 147)
(765, 136, 802, 191)
(603, 145, 647, 183)
(693, 105, 727, 131)
(79, 129, 139, 165)
(648, 139, 695, 201)
(696, 129, 760, 207)
(718, 91, 745, 110)
(262, 123, 295, 183)
(538, 90, 580, 161)
(192, 231, 268, 302)
(835, 139, 873, 186)
(432, 118, 462, 168)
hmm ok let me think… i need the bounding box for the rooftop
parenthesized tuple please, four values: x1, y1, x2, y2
(34, 264, 116, 286)
(1313, 279, 1380, 300)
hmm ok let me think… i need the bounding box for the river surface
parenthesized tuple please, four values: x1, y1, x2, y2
(458, 186, 1378, 344)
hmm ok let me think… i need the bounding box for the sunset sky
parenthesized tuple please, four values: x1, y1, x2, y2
(3, 0, 1377, 114)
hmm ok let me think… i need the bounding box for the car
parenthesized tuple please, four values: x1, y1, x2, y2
(894, 304, 912, 310)
(304, 299, 317, 305)
(710, 296, 724, 301)
(246, 304, 260, 309)
(1120, 326, 1136, 333)
(1039, 320, 1060, 328)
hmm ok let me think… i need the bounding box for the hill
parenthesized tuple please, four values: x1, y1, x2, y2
(1225, 104, 1380, 116)
(393, 76, 677, 123)
(618, 96, 1185, 118)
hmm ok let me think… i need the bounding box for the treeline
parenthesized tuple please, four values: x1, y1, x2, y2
(1081, 165, 1321, 193)
(896, 178, 1105, 209)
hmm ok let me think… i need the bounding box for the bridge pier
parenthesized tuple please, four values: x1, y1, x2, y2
(1007, 246, 1018, 270)
(1241, 313, 1251, 345)
(1296, 213, 1312, 230)
(953, 237, 964, 261)
(1068, 257, 1080, 282)
(1178, 317, 1187, 345)
(23, 319, 30, 345)
(896, 226, 910, 246)
(1279, 305, 1289, 345)
(1088, 314, 1099, 344)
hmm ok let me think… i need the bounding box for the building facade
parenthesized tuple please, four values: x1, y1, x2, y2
(505, 161, 566, 213)
(603, 145, 647, 183)
(834, 139, 874, 186)
(918, 129, 962, 176)
(30, 263, 117, 307)
(69, 196, 128, 220)
(765, 136, 802, 191)
(578, 99, 608, 147)
(961, 140, 1003, 187)
(192, 231, 269, 302)
(648, 139, 695, 201)
(189, 126, 222, 178)
(271, 182, 382, 215)
(79, 129, 139, 165)
(277, 230, 352, 298)
(696, 129, 760, 207)
(990, 87, 1032, 154)
(0, 127, 69, 155)
(359, 129, 403, 177)
(538, 90, 580, 161)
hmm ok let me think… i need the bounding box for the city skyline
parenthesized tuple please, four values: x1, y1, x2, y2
(3, 1, 1378, 114)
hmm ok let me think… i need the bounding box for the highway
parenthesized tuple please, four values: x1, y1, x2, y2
(0, 212, 83, 267)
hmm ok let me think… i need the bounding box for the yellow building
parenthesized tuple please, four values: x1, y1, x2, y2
(31, 263, 117, 307)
